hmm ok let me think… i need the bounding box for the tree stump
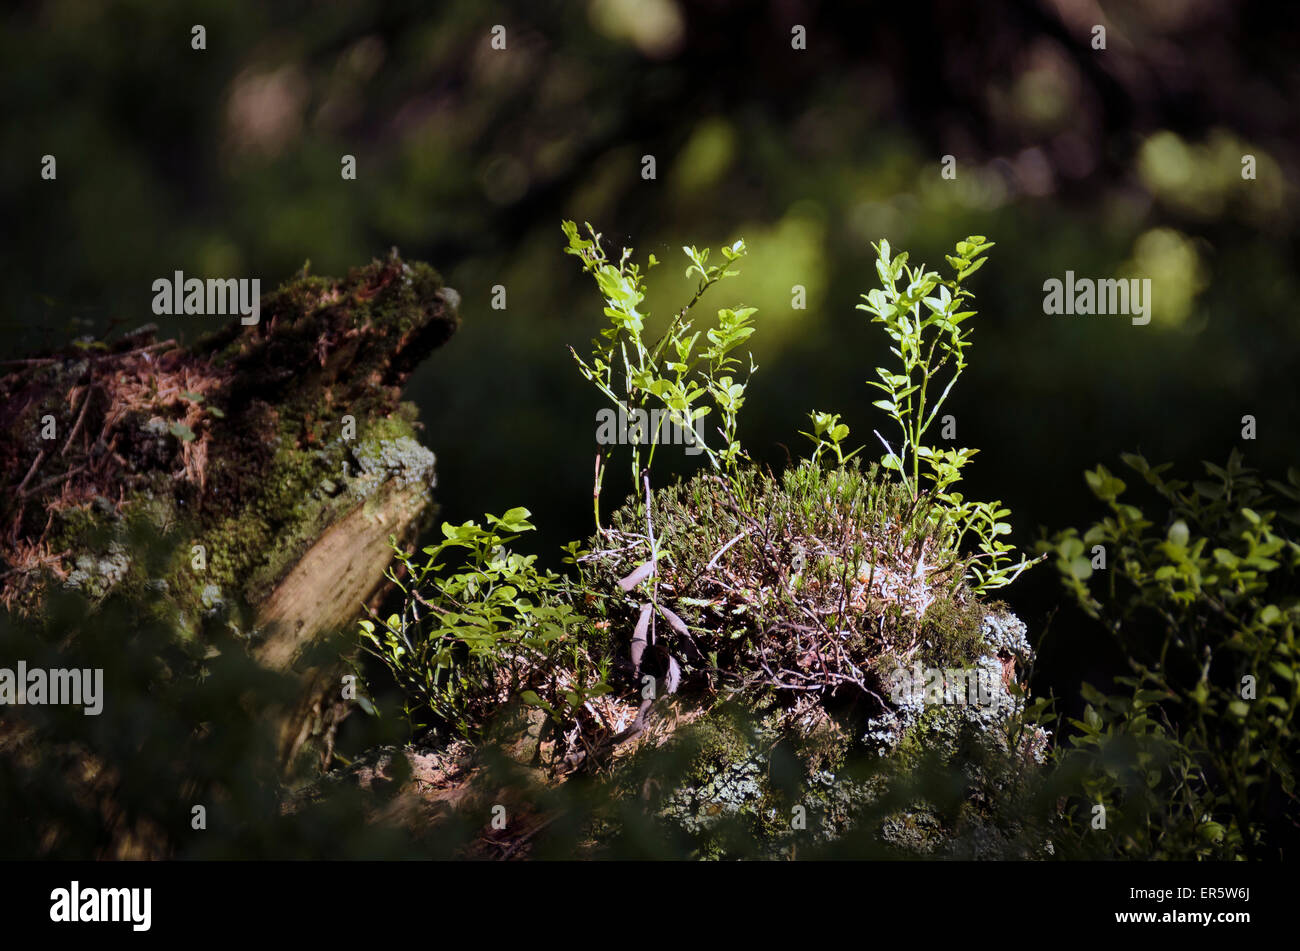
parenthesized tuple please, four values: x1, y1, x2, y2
(0, 252, 459, 773)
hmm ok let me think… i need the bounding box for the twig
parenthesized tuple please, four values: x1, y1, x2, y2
(0, 357, 58, 367)
(117, 339, 178, 359)
(705, 530, 748, 573)
(62, 387, 93, 457)
(575, 541, 643, 563)
(15, 450, 46, 495)
(643, 473, 658, 644)
(25, 464, 85, 497)
(498, 813, 563, 860)
(592, 452, 604, 535)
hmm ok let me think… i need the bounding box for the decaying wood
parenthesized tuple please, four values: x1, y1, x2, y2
(0, 251, 460, 775)
(256, 479, 433, 769)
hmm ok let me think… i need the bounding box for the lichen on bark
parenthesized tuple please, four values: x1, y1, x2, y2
(0, 252, 457, 625)
(0, 252, 459, 776)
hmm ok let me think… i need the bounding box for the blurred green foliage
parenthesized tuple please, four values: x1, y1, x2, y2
(0, 530, 433, 859)
(3, 0, 1295, 554)
(1040, 450, 1300, 858)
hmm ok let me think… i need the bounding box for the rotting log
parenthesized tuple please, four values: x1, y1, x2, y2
(254, 477, 436, 769)
(0, 251, 459, 773)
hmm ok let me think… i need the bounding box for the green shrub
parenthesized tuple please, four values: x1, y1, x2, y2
(359, 508, 611, 740)
(1041, 450, 1300, 858)
(561, 220, 756, 511)
(851, 237, 1041, 593)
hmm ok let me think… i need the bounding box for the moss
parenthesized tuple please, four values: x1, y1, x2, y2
(2, 253, 457, 635)
(48, 501, 118, 555)
(567, 457, 1049, 857)
(792, 714, 851, 775)
(682, 711, 755, 786)
(916, 591, 988, 668)
(893, 704, 958, 763)
(653, 708, 775, 846)
(581, 459, 991, 734)
(878, 807, 947, 855)
(624, 702, 886, 856)
(182, 405, 433, 614)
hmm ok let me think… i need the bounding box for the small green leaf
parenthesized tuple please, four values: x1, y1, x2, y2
(957, 257, 987, 281)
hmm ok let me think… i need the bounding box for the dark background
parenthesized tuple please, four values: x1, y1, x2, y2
(3, 0, 1297, 715)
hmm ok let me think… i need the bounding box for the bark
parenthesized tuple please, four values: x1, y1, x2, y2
(0, 251, 460, 773)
